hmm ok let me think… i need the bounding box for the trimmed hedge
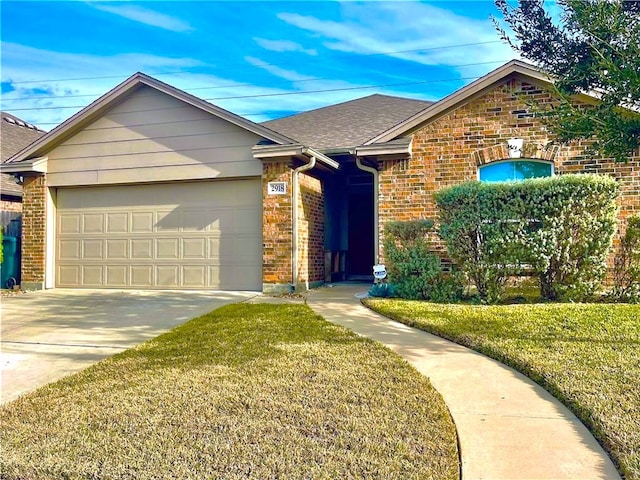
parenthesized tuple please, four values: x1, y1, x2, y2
(435, 174, 619, 302)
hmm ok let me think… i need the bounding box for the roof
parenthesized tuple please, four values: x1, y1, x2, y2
(5, 72, 296, 165)
(367, 60, 557, 144)
(1, 112, 46, 197)
(262, 94, 433, 151)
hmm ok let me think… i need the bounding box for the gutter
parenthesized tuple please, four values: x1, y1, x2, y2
(0, 157, 48, 174)
(355, 156, 379, 265)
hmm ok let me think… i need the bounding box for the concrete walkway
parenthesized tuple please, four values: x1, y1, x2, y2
(306, 284, 620, 480)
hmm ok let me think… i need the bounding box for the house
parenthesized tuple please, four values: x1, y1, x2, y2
(2, 60, 638, 292)
(1, 112, 46, 225)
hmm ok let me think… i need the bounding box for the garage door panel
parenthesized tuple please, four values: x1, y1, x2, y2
(106, 266, 128, 286)
(131, 239, 153, 259)
(106, 213, 128, 233)
(56, 180, 261, 290)
(156, 238, 179, 259)
(132, 212, 154, 233)
(183, 238, 207, 259)
(131, 265, 153, 286)
(83, 266, 103, 286)
(83, 240, 103, 260)
(106, 239, 128, 259)
(83, 214, 104, 234)
(58, 265, 80, 286)
(183, 266, 206, 287)
(156, 265, 179, 287)
(59, 240, 81, 260)
(59, 215, 81, 234)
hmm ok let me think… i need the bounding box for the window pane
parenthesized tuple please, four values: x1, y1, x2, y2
(480, 160, 552, 182)
(514, 161, 552, 180)
(479, 162, 514, 182)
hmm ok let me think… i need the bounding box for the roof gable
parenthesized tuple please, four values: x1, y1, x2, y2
(263, 94, 433, 151)
(367, 60, 558, 145)
(7, 73, 295, 164)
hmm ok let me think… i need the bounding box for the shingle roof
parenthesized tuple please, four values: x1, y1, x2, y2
(262, 94, 433, 150)
(1, 112, 46, 197)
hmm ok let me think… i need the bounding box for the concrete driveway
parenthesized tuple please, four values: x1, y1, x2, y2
(0, 289, 257, 405)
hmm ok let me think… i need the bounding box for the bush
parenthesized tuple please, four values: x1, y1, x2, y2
(434, 182, 529, 303)
(368, 282, 397, 298)
(429, 271, 465, 303)
(435, 174, 619, 302)
(383, 220, 449, 300)
(612, 215, 640, 302)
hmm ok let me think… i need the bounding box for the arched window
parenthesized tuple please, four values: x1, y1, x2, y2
(478, 159, 553, 182)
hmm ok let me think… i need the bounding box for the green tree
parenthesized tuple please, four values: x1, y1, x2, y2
(494, 0, 640, 161)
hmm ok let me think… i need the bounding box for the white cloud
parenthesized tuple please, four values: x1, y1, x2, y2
(278, 2, 518, 77)
(90, 4, 193, 32)
(253, 38, 317, 56)
(0, 42, 203, 128)
(244, 56, 317, 82)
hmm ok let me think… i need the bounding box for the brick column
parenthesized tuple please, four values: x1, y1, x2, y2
(262, 161, 293, 293)
(297, 172, 324, 287)
(21, 175, 47, 289)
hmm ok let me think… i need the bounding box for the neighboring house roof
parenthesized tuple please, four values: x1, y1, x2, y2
(1, 112, 46, 198)
(262, 94, 433, 151)
(367, 60, 558, 145)
(5, 73, 296, 166)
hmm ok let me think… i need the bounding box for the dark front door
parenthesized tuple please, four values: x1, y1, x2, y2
(347, 189, 374, 278)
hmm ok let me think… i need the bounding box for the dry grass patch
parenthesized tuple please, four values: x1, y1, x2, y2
(364, 299, 640, 480)
(1, 303, 458, 480)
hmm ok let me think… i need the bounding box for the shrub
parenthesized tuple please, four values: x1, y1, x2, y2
(383, 220, 443, 300)
(524, 175, 618, 301)
(612, 215, 640, 302)
(429, 271, 465, 303)
(435, 174, 619, 302)
(435, 182, 528, 303)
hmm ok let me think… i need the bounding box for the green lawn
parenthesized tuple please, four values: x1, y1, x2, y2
(364, 298, 640, 480)
(1, 303, 459, 480)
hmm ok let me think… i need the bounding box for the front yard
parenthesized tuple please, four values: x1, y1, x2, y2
(364, 298, 640, 480)
(1, 303, 459, 480)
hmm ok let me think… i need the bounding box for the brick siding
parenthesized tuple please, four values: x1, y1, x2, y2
(0, 199, 22, 213)
(379, 77, 640, 270)
(261, 161, 326, 291)
(262, 161, 293, 289)
(20, 175, 46, 287)
(297, 172, 324, 285)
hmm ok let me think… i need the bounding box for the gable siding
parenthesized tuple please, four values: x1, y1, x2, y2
(46, 86, 263, 187)
(379, 77, 640, 268)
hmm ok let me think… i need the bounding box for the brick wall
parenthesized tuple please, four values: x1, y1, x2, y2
(262, 161, 293, 289)
(20, 175, 46, 288)
(297, 172, 325, 286)
(261, 161, 326, 291)
(0, 199, 22, 213)
(379, 77, 640, 267)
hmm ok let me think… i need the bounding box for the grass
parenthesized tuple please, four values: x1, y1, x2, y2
(1, 303, 459, 480)
(364, 297, 640, 480)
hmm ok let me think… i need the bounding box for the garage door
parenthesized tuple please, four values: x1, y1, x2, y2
(56, 180, 262, 290)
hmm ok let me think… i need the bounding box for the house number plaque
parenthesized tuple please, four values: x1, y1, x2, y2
(267, 182, 287, 195)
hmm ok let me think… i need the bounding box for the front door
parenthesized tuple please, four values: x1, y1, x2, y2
(347, 187, 374, 278)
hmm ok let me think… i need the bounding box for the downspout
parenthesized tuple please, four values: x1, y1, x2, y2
(355, 156, 379, 264)
(292, 155, 316, 290)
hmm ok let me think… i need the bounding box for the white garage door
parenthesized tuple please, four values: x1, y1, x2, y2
(56, 180, 262, 290)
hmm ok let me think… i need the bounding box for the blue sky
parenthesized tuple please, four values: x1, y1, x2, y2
(1, 1, 523, 130)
